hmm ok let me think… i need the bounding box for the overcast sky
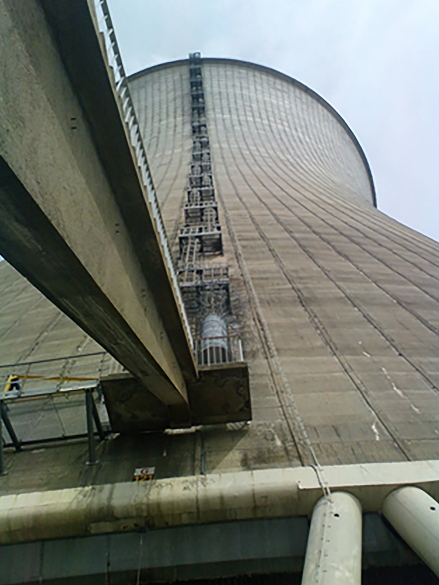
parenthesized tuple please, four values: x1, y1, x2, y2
(106, 0, 439, 242)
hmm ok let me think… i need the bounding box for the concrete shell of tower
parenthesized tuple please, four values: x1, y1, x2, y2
(1, 42, 439, 582)
(128, 57, 439, 466)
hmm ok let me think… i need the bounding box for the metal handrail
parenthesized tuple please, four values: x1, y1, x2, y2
(92, 0, 193, 348)
(194, 335, 244, 366)
(0, 352, 111, 400)
(0, 351, 106, 369)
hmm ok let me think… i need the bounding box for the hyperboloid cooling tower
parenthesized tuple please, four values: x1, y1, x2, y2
(128, 56, 439, 467)
(1, 12, 439, 579)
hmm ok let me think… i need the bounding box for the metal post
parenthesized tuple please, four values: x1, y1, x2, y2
(0, 400, 21, 451)
(382, 486, 439, 576)
(301, 492, 362, 585)
(0, 407, 5, 476)
(85, 389, 98, 465)
(90, 390, 106, 441)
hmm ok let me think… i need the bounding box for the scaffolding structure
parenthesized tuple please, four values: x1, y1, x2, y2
(176, 53, 243, 365)
(0, 352, 116, 472)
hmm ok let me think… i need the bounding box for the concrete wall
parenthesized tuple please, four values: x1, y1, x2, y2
(0, 262, 103, 367)
(0, 514, 423, 584)
(130, 59, 439, 467)
(130, 63, 192, 245)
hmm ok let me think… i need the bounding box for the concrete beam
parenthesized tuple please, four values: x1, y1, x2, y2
(0, 0, 196, 423)
(0, 460, 438, 545)
(0, 515, 423, 585)
(101, 364, 251, 433)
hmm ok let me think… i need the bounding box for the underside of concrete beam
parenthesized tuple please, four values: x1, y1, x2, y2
(0, 156, 188, 424)
(0, 514, 427, 585)
(101, 363, 251, 433)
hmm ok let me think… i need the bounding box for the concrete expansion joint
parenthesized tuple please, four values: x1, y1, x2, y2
(0, 460, 438, 546)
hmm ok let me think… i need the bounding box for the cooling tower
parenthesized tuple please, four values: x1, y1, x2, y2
(128, 57, 439, 468)
(1, 18, 439, 579)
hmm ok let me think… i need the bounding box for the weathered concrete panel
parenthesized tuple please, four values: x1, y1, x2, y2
(0, 514, 424, 584)
(129, 58, 439, 467)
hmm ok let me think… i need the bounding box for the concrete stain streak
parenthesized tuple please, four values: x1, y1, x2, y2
(381, 367, 421, 414)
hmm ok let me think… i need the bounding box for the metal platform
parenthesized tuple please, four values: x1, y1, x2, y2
(189, 172, 213, 188)
(179, 225, 223, 254)
(191, 161, 212, 174)
(187, 186, 216, 202)
(192, 149, 211, 161)
(178, 266, 230, 314)
(184, 201, 218, 225)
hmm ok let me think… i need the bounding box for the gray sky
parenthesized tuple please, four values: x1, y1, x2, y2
(107, 0, 439, 242)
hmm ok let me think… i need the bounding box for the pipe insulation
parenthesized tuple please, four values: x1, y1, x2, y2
(382, 486, 439, 577)
(301, 492, 362, 585)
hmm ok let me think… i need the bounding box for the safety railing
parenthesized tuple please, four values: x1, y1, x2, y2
(0, 352, 113, 400)
(92, 0, 193, 348)
(179, 226, 223, 255)
(194, 335, 244, 367)
(185, 201, 218, 211)
(178, 266, 229, 287)
(187, 186, 215, 201)
(180, 225, 222, 237)
(0, 352, 121, 476)
(0, 386, 107, 473)
(0, 352, 118, 472)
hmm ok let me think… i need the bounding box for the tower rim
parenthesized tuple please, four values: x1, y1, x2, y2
(128, 56, 377, 208)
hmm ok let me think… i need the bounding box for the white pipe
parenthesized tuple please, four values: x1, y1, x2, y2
(0, 460, 438, 545)
(301, 492, 362, 585)
(382, 486, 439, 576)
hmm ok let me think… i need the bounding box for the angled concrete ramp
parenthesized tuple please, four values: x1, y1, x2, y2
(0, 0, 196, 426)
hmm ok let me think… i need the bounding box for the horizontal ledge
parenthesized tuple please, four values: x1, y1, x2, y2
(0, 459, 438, 544)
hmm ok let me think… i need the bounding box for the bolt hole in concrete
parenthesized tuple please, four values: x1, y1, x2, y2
(430, 506, 436, 511)
(334, 513, 340, 517)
